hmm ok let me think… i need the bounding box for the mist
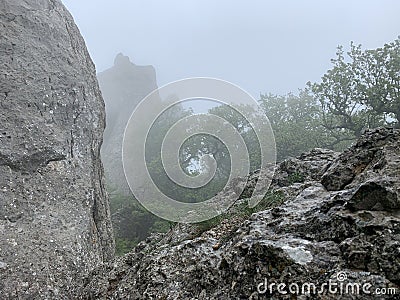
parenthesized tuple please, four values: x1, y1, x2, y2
(62, 0, 400, 98)
(61, 0, 400, 263)
(2, 1, 399, 296)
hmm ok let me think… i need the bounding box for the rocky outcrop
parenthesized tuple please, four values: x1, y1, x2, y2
(98, 54, 159, 195)
(0, 0, 114, 298)
(84, 128, 399, 299)
(322, 128, 400, 211)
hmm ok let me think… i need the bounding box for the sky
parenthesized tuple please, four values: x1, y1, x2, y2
(61, 0, 400, 99)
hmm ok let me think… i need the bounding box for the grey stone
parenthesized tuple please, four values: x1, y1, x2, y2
(83, 129, 400, 299)
(322, 127, 400, 191)
(0, 0, 114, 298)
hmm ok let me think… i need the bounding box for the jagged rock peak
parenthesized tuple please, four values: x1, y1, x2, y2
(98, 53, 159, 196)
(114, 52, 132, 67)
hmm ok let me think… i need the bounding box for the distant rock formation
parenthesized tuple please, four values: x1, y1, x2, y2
(84, 128, 399, 299)
(98, 53, 159, 195)
(0, 0, 114, 298)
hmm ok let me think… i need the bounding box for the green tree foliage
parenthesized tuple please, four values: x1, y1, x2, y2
(108, 184, 170, 255)
(179, 104, 262, 178)
(145, 103, 264, 204)
(259, 91, 336, 160)
(308, 37, 399, 145)
(260, 37, 399, 160)
(351, 38, 400, 126)
(208, 104, 262, 173)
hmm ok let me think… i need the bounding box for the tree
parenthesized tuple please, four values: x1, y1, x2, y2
(107, 184, 170, 255)
(308, 37, 399, 145)
(208, 104, 262, 173)
(259, 91, 335, 160)
(351, 38, 400, 126)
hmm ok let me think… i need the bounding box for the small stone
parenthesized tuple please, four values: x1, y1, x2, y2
(212, 243, 221, 250)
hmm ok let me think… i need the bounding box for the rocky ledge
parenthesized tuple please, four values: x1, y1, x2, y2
(84, 127, 400, 299)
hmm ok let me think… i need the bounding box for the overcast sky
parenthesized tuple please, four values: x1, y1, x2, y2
(61, 0, 399, 98)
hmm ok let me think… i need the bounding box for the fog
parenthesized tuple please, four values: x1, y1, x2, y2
(62, 0, 400, 98)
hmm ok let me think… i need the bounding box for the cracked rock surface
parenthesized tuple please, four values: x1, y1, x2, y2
(0, 0, 114, 298)
(84, 128, 399, 299)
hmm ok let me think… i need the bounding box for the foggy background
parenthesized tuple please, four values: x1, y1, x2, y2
(58, 0, 400, 255)
(61, 0, 400, 98)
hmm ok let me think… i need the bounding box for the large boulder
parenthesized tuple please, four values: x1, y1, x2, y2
(0, 0, 114, 298)
(84, 128, 399, 299)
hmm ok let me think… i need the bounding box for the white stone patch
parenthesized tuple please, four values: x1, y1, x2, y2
(282, 245, 313, 265)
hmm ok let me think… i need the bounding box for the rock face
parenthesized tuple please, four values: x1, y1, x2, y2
(0, 0, 114, 298)
(98, 54, 158, 195)
(322, 127, 400, 210)
(84, 128, 399, 299)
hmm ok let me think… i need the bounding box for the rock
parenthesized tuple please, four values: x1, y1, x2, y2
(348, 180, 399, 211)
(322, 127, 400, 211)
(322, 127, 400, 191)
(83, 128, 400, 299)
(275, 148, 339, 186)
(0, 0, 114, 298)
(98, 53, 159, 195)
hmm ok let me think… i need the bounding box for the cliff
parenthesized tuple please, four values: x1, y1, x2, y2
(85, 128, 399, 299)
(0, 0, 114, 298)
(98, 54, 159, 195)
